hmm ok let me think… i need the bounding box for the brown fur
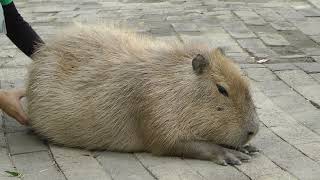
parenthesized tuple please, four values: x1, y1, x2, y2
(26, 24, 259, 157)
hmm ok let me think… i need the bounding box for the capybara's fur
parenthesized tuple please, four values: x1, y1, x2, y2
(27, 24, 259, 157)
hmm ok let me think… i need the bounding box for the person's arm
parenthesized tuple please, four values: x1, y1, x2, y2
(1, 0, 43, 57)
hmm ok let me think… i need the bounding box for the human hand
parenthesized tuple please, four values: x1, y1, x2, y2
(0, 89, 29, 125)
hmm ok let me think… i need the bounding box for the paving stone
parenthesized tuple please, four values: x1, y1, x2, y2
(310, 35, 320, 44)
(279, 30, 319, 49)
(180, 30, 243, 53)
(265, 63, 298, 71)
(136, 153, 204, 180)
(237, 38, 276, 58)
(236, 154, 297, 180)
(251, 125, 320, 180)
(239, 64, 266, 69)
(313, 56, 320, 63)
(96, 151, 155, 180)
(270, 21, 297, 31)
(0, 131, 6, 147)
(171, 23, 200, 32)
(297, 7, 320, 17)
(257, 32, 290, 46)
(270, 125, 320, 145)
(275, 7, 306, 22)
(3, 114, 29, 133)
(270, 94, 317, 114)
(254, 8, 285, 22)
(13, 151, 65, 180)
(295, 142, 320, 162)
(275, 70, 317, 86)
(243, 68, 278, 81)
(222, 21, 256, 38)
(294, 62, 320, 73)
(291, 110, 320, 135)
(308, 0, 320, 9)
(233, 10, 267, 25)
(301, 47, 320, 56)
(294, 20, 320, 36)
(6, 131, 47, 155)
(295, 85, 320, 106)
(185, 159, 249, 180)
(0, 148, 19, 180)
(310, 73, 320, 82)
(0, 68, 28, 81)
(50, 145, 112, 180)
(254, 80, 296, 97)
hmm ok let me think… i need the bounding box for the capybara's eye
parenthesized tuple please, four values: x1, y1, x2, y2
(216, 84, 228, 97)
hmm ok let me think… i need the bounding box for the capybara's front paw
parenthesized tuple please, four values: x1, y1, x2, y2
(239, 144, 260, 155)
(212, 147, 251, 166)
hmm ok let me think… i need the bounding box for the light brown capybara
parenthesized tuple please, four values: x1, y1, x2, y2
(26, 24, 259, 166)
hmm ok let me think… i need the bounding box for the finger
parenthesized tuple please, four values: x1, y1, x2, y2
(13, 88, 26, 99)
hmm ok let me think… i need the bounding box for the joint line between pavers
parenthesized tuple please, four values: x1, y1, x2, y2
(48, 145, 68, 180)
(133, 153, 159, 180)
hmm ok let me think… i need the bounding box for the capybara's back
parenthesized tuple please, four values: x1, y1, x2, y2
(27, 24, 259, 164)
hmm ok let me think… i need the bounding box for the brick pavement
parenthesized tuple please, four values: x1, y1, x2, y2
(1, 0, 320, 179)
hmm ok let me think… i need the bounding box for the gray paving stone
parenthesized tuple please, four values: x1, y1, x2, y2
(313, 56, 320, 63)
(308, 0, 320, 9)
(6, 131, 47, 155)
(294, 62, 320, 73)
(251, 125, 320, 180)
(271, 125, 320, 145)
(297, 7, 320, 17)
(265, 63, 298, 71)
(13, 151, 65, 180)
(0, 131, 6, 148)
(276, 7, 306, 22)
(291, 110, 320, 134)
(171, 23, 200, 32)
(239, 64, 266, 69)
(270, 94, 317, 114)
(254, 8, 285, 22)
(236, 154, 297, 180)
(301, 47, 320, 56)
(185, 159, 249, 180)
(243, 68, 278, 81)
(295, 142, 320, 163)
(237, 38, 276, 58)
(96, 151, 155, 180)
(136, 153, 204, 180)
(233, 10, 267, 25)
(275, 70, 317, 86)
(310, 35, 320, 44)
(270, 21, 297, 31)
(295, 85, 320, 106)
(179, 30, 243, 53)
(310, 73, 320, 82)
(50, 145, 112, 180)
(0, 148, 19, 180)
(3, 114, 28, 133)
(257, 32, 290, 46)
(222, 21, 256, 38)
(254, 80, 296, 97)
(279, 30, 319, 49)
(294, 20, 320, 36)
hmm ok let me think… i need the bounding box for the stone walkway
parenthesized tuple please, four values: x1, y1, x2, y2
(1, 0, 320, 179)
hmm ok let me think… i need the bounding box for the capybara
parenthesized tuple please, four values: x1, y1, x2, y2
(27, 24, 259, 166)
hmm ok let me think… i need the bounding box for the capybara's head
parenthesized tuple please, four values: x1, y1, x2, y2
(189, 48, 259, 148)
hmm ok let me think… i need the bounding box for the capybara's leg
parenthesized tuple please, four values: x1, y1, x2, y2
(167, 141, 251, 166)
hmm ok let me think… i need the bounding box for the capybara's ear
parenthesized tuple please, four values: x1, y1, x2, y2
(192, 54, 209, 74)
(215, 47, 225, 56)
